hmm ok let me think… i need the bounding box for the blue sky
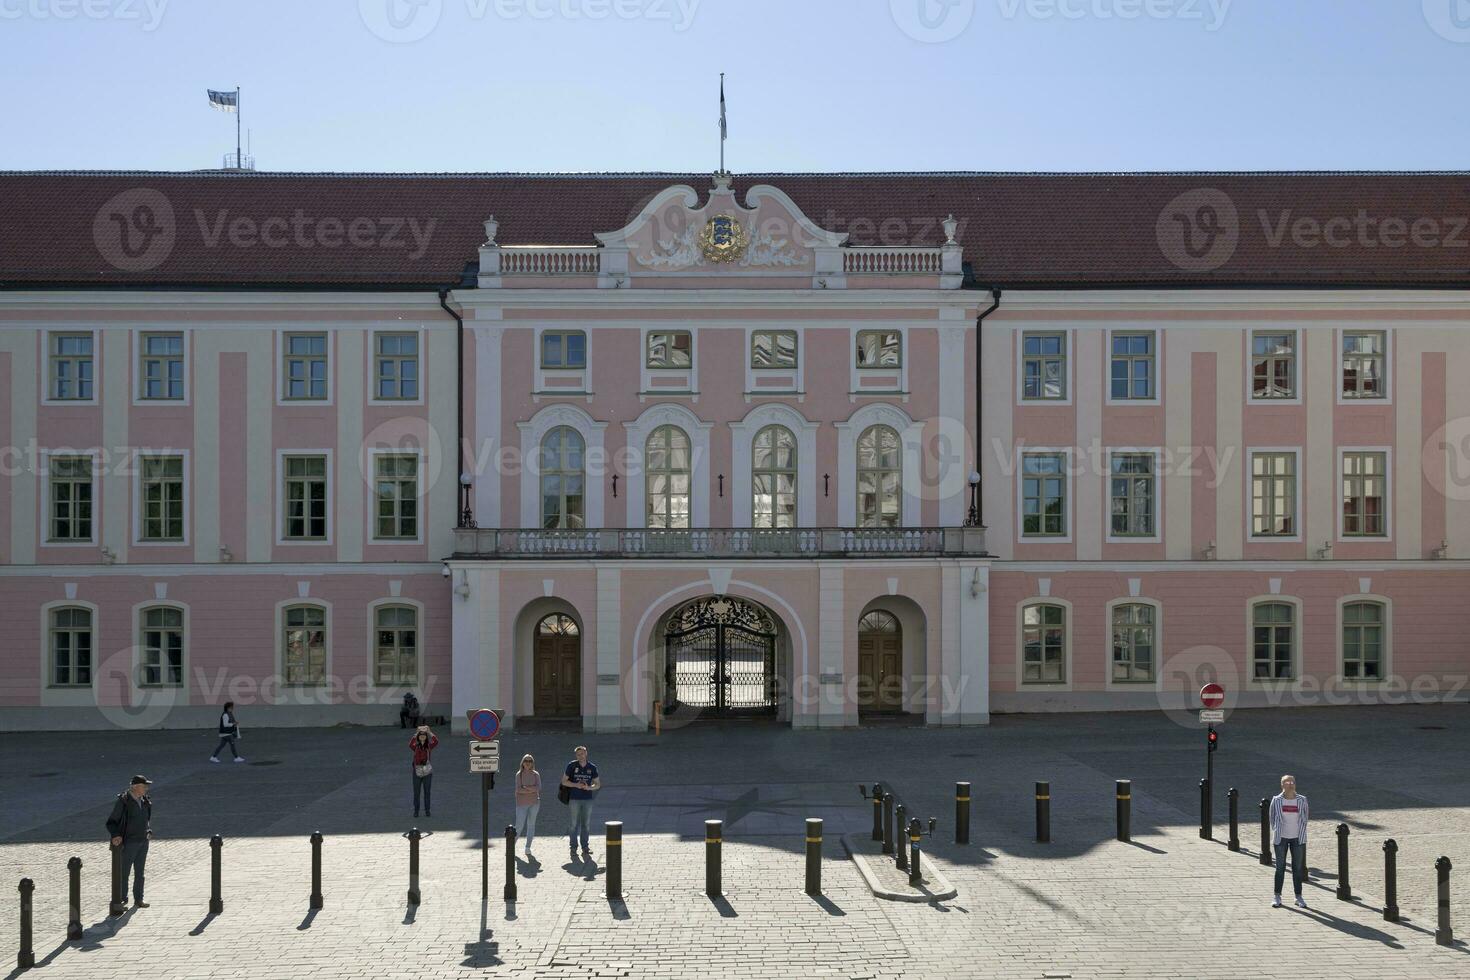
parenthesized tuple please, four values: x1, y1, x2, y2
(2, 0, 1469, 172)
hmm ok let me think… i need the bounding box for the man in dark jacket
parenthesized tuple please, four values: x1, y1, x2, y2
(106, 775, 153, 908)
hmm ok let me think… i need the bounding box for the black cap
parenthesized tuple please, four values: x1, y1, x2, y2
(130, 775, 152, 786)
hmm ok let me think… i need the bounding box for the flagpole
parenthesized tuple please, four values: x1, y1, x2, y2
(719, 73, 725, 173)
(235, 86, 242, 168)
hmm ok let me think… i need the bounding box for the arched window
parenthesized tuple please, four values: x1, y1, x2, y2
(859, 610, 901, 633)
(1022, 603, 1066, 684)
(139, 606, 184, 687)
(856, 424, 902, 528)
(1252, 602, 1295, 680)
(752, 425, 797, 529)
(537, 613, 580, 637)
(283, 605, 327, 685)
(374, 605, 418, 685)
(540, 426, 586, 529)
(1342, 601, 1384, 679)
(646, 424, 691, 529)
(1110, 603, 1154, 683)
(50, 606, 93, 687)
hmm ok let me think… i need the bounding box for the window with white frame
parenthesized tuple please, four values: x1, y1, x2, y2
(48, 456, 93, 542)
(374, 604, 418, 685)
(282, 333, 328, 400)
(283, 455, 329, 540)
(374, 333, 419, 400)
(855, 330, 901, 368)
(1251, 331, 1296, 399)
(374, 454, 418, 539)
(856, 424, 902, 528)
(1110, 332, 1155, 400)
(139, 606, 183, 687)
(751, 330, 798, 369)
(1342, 331, 1385, 399)
(646, 424, 691, 529)
(1021, 452, 1066, 537)
(1342, 451, 1387, 537)
(1251, 452, 1296, 537)
(49, 333, 94, 401)
(1022, 603, 1066, 684)
(138, 332, 184, 400)
(1021, 332, 1066, 400)
(1109, 453, 1155, 536)
(752, 424, 797, 529)
(1251, 602, 1295, 679)
(50, 607, 92, 687)
(140, 455, 185, 542)
(539, 426, 585, 530)
(647, 331, 692, 369)
(1111, 603, 1155, 682)
(541, 330, 586, 369)
(282, 605, 326, 685)
(1342, 601, 1384, 680)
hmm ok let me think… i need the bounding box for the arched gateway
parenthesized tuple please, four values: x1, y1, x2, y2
(663, 596, 778, 717)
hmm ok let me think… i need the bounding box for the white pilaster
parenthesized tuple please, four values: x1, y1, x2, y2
(957, 560, 990, 725)
(595, 566, 623, 732)
(816, 564, 847, 728)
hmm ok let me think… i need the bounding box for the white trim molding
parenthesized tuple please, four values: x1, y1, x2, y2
(1102, 595, 1163, 693)
(729, 402, 819, 528)
(835, 401, 923, 528)
(623, 402, 713, 529)
(1015, 595, 1074, 693)
(517, 403, 609, 530)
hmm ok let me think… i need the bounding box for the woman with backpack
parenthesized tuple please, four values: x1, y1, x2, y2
(209, 702, 244, 763)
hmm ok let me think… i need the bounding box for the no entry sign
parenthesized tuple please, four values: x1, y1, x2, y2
(1199, 684, 1225, 710)
(468, 708, 500, 741)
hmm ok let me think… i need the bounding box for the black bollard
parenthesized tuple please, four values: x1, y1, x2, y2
(908, 818, 923, 888)
(309, 831, 323, 910)
(705, 820, 722, 898)
(606, 822, 623, 900)
(805, 818, 822, 896)
(17, 878, 35, 971)
(1035, 782, 1050, 844)
(1437, 856, 1454, 947)
(108, 842, 124, 917)
(871, 783, 884, 842)
(407, 828, 422, 906)
(895, 802, 908, 872)
(1336, 823, 1352, 901)
(956, 782, 971, 846)
(504, 826, 517, 903)
(209, 834, 224, 915)
(1198, 779, 1211, 840)
(67, 856, 82, 940)
(1382, 839, 1399, 923)
(1115, 780, 1131, 843)
(1258, 798, 1271, 866)
(1227, 788, 1240, 852)
(882, 790, 895, 855)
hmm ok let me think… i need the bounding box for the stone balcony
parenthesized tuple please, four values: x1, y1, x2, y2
(450, 526, 988, 560)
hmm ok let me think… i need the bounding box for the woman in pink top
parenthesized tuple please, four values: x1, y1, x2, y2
(514, 754, 542, 859)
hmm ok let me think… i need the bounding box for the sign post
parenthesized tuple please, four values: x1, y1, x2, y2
(467, 708, 502, 901)
(1199, 685, 1225, 840)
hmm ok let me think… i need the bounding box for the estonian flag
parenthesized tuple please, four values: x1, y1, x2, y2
(207, 89, 238, 112)
(719, 77, 727, 141)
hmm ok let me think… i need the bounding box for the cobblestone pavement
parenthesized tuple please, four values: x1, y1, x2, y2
(2, 704, 1469, 979)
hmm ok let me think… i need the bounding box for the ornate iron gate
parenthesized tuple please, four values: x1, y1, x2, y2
(664, 596, 777, 716)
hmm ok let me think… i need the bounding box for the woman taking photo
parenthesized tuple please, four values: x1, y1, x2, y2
(514, 754, 541, 859)
(409, 724, 438, 818)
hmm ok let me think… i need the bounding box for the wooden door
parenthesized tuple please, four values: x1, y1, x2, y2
(859, 633, 903, 713)
(533, 630, 581, 718)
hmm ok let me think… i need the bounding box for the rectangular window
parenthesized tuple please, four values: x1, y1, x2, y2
(375, 454, 419, 540)
(1251, 331, 1296, 399)
(140, 607, 184, 687)
(1251, 452, 1296, 537)
(374, 605, 418, 685)
(1110, 332, 1155, 400)
(283, 455, 328, 540)
(1021, 453, 1066, 537)
(751, 330, 798, 369)
(283, 333, 328, 400)
(374, 332, 419, 400)
(49, 333, 94, 401)
(140, 455, 185, 542)
(50, 607, 92, 687)
(1252, 602, 1295, 680)
(1342, 331, 1385, 399)
(541, 330, 587, 369)
(48, 456, 93, 542)
(282, 606, 326, 685)
(1342, 451, 1387, 537)
(138, 332, 185, 400)
(1111, 604, 1155, 682)
(1021, 332, 1067, 400)
(1022, 604, 1066, 683)
(1109, 453, 1155, 537)
(855, 330, 901, 368)
(647, 331, 692, 368)
(1342, 601, 1384, 680)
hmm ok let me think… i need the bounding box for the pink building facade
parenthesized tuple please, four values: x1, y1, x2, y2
(2, 170, 1468, 730)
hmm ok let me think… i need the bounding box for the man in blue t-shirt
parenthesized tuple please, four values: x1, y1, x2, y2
(560, 745, 601, 861)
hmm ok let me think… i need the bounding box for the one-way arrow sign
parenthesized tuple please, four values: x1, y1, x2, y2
(469, 739, 500, 773)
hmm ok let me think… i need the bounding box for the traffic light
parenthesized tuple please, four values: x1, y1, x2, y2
(1207, 728, 1219, 753)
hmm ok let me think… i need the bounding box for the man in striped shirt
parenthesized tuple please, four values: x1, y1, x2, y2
(1270, 774, 1309, 908)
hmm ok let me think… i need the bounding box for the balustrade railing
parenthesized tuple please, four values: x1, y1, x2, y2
(453, 526, 985, 558)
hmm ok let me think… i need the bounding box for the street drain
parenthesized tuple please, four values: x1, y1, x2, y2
(1418, 726, 1447, 731)
(30, 772, 58, 778)
(949, 752, 978, 758)
(248, 760, 283, 766)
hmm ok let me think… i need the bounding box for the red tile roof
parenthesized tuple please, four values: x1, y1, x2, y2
(2, 171, 1468, 289)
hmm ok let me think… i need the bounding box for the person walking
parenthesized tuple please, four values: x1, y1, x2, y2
(1269, 773, 1310, 909)
(514, 754, 542, 860)
(209, 701, 245, 763)
(105, 775, 154, 909)
(560, 745, 600, 862)
(409, 724, 438, 818)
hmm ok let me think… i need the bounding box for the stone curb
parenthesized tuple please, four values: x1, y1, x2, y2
(841, 832, 958, 903)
